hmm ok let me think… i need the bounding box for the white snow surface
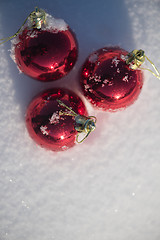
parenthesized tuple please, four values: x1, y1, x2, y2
(0, 1, 160, 240)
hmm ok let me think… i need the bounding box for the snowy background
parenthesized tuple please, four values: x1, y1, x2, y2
(0, 0, 160, 240)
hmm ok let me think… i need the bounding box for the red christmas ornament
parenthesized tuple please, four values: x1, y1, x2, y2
(26, 88, 96, 151)
(10, 7, 78, 82)
(80, 47, 144, 111)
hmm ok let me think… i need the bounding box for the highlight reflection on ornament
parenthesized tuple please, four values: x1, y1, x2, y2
(0, 7, 78, 82)
(26, 88, 96, 151)
(80, 47, 160, 111)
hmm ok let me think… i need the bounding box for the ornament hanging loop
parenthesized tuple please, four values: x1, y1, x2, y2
(57, 99, 96, 143)
(126, 49, 160, 79)
(75, 115, 96, 143)
(0, 7, 46, 45)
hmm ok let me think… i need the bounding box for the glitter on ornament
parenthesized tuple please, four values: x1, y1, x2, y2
(0, 7, 78, 81)
(26, 88, 96, 151)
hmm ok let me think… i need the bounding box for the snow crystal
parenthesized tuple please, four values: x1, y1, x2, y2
(89, 74, 101, 83)
(122, 75, 129, 82)
(40, 125, 49, 135)
(84, 84, 90, 90)
(89, 88, 93, 93)
(49, 112, 60, 124)
(117, 68, 120, 73)
(102, 48, 108, 52)
(112, 57, 120, 67)
(94, 75, 101, 82)
(61, 145, 69, 151)
(103, 79, 109, 84)
(121, 54, 126, 61)
(10, 38, 22, 73)
(28, 31, 39, 38)
(103, 79, 113, 86)
(10, 37, 20, 64)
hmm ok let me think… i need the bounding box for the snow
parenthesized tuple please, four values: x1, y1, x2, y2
(112, 56, 120, 67)
(40, 125, 49, 135)
(0, 1, 160, 240)
(10, 38, 22, 73)
(44, 13, 68, 32)
(49, 112, 60, 124)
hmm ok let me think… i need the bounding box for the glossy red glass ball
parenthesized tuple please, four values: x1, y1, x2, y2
(26, 88, 87, 151)
(13, 27, 78, 81)
(80, 47, 144, 111)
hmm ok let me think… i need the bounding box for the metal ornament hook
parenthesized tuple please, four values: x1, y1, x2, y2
(29, 7, 46, 29)
(126, 49, 160, 79)
(0, 7, 46, 45)
(57, 99, 96, 143)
